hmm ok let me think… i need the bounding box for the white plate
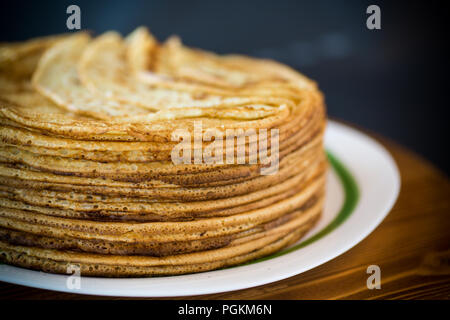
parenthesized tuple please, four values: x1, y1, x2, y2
(0, 121, 400, 297)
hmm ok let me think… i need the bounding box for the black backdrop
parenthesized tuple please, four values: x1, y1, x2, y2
(1, 0, 448, 173)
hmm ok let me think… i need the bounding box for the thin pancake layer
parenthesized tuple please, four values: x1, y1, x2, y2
(0, 27, 327, 277)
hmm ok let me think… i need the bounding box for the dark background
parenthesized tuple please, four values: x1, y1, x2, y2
(0, 0, 448, 173)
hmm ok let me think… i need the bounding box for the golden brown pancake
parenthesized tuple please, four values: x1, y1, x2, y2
(0, 27, 327, 277)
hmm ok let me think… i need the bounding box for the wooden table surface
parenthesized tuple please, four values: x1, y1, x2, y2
(0, 130, 449, 300)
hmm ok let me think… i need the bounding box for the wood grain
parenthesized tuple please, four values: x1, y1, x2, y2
(0, 127, 449, 300)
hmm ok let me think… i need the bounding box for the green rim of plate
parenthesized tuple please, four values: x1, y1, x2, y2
(238, 150, 360, 266)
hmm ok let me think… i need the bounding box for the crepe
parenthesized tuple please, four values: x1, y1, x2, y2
(0, 27, 327, 277)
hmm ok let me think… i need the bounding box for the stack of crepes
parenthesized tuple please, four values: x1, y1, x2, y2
(0, 27, 327, 277)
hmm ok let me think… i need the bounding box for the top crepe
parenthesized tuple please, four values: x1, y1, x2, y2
(0, 27, 321, 142)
